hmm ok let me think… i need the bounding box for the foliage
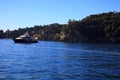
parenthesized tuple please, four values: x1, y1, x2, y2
(0, 30, 5, 38)
(1, 12, 120, 43)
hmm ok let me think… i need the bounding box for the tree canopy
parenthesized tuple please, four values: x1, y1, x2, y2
(1, 12, 120, 43)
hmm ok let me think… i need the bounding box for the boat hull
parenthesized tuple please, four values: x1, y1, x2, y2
(13, 39, 38, 43)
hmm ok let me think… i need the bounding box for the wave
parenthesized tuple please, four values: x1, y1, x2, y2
(32, 45, 120, 56)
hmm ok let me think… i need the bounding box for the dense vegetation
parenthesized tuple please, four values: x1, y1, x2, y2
(1, 12, 120, 43)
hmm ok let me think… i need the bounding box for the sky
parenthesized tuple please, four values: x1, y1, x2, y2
(0, 0, 120, 31)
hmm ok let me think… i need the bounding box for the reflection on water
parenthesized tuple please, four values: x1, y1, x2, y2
(0, 39, 120, 80)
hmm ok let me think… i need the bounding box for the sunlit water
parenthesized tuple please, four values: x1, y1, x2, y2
(0, 39, 120, 80)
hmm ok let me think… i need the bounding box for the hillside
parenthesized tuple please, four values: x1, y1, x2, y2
(1, 12, 120, 43)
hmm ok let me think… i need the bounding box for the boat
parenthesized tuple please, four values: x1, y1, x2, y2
(13, 32, 38, 43)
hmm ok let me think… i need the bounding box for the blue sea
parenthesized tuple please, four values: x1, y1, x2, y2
(0, 39, 120, 80)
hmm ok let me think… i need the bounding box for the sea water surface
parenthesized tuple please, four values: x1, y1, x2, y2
(0, 39, 120, 80)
